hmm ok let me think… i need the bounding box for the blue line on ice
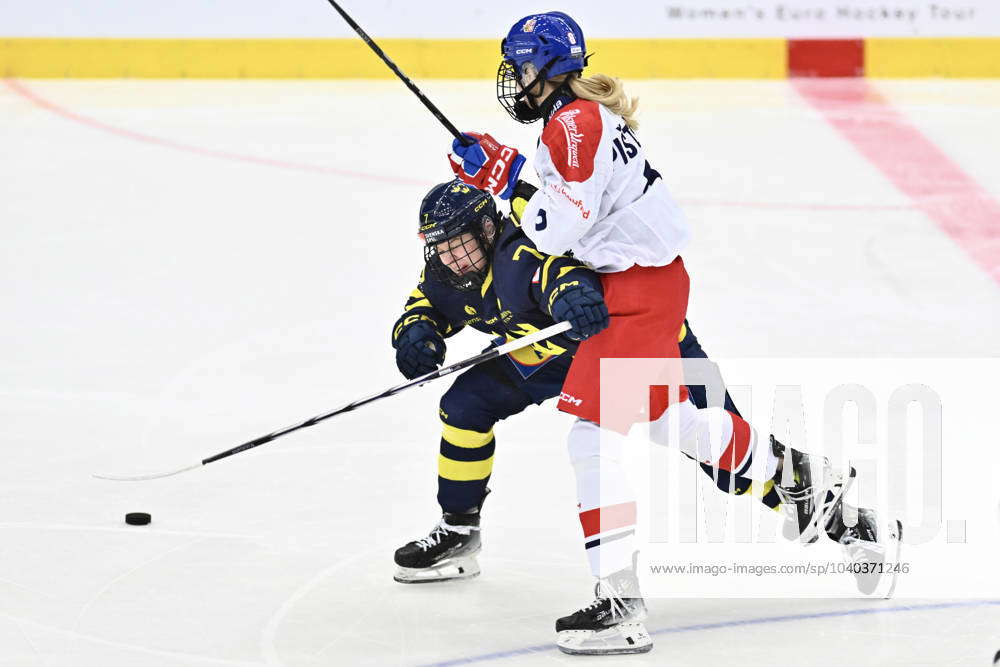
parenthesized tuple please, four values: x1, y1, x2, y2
(421, 599, 1000, 666)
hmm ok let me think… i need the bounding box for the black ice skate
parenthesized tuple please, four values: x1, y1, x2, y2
(771, 436, 855, 544)
(555, 564, 652, 655)
(393, 512, 481, 584)
(826, 502, 903, 598)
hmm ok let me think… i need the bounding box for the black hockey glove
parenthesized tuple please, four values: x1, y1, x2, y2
(394, 321, 446, 379)
(549, 283, 610, 341)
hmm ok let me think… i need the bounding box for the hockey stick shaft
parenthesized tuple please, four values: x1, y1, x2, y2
(94, 321, 571, 481)
(324, 0, 472, 146)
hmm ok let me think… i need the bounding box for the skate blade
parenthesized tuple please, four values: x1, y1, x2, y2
(393, 556, 481, 584)
(882, 520, 903, 598)
(556, 623, 653, 655)
(849, 518, 903, 598)
(869, 519, 903, 599)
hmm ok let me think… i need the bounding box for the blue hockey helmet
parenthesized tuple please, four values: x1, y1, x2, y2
(418, 180, 500, 291)
(497, 12, 587, 122)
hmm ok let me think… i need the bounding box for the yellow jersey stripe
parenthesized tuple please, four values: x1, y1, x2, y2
(480, 266, 493, 298)
(512, 244, 545, 262)
(441, 423, 494, 448)
(556, 265, 577, 280)
(405, 298, 432, 311)
(540, 256, 558, 294)
(438, 454, 494, 481)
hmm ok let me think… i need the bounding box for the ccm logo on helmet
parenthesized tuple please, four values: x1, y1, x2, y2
(487, 146, 517, 193)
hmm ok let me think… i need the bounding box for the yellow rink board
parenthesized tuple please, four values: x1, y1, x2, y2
(2, 37, 999, 78)
(867, 38, 1000, 77)
(0, 38, 784, 79)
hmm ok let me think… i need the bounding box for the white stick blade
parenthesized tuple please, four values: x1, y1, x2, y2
(92, 462, 202, 482)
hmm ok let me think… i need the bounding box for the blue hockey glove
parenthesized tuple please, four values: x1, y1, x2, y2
(394, 322, 446, 379)
(549, 283, 610, 341)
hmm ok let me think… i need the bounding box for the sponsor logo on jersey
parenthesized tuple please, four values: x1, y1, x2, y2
(560, 392, 583, 407)
(549, 183, 592, 220)
(542, 101, 601, 182)
(554, 109, 584, 169)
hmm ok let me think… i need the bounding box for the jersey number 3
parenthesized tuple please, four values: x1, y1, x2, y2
(535, 208, 548, 231)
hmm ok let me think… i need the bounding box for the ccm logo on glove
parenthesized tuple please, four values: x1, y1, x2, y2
(449, 132, 525, 201)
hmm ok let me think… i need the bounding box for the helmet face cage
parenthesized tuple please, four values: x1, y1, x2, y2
(496, 58, 553, 124)
(423, 214, 497, 292)
(496, 59, 526, 122)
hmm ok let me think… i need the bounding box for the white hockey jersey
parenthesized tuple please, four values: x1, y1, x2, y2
(520, 99, 690, 273)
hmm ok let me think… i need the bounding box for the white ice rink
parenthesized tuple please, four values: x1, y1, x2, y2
(2, 78, 1000, 665)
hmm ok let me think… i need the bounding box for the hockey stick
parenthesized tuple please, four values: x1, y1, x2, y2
(324, 0, 472, 146)
(93, 321, 572, 481)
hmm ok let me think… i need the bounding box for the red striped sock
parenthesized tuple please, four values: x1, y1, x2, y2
(717, 412, 752, 473)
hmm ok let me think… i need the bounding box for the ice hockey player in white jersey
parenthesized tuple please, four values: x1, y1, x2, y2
(446, 11, 897, 655)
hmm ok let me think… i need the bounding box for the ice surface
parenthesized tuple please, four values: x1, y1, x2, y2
(1, 79, 999, 666)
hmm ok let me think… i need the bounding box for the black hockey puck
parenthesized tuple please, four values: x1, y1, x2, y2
(125, 512, 151, 526)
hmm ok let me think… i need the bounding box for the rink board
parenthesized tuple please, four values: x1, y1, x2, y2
(3, 37, 1000, 78)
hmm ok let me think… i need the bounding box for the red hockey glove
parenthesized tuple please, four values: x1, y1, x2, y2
(449, 132, 525, 200)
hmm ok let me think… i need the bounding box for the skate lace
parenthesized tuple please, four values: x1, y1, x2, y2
(415, 520, 473, 551)
(774, 484, 812, 530)
(415, 522, 450, 551)
(581, 584, 606, 612)
(776, 483, 812, 503)
(580, 581, 630, 620)
(777, 468, 846, 526)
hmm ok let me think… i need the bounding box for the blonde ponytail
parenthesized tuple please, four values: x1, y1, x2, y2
(568, 73, 639, 131)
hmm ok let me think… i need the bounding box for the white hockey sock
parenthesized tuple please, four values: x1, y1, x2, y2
(568, 418, 637, 578)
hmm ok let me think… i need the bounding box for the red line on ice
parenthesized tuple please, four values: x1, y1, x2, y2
(3, 78, 425, 187)
(794, 78, 1000, 285)
(3, 78, 919, 215)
